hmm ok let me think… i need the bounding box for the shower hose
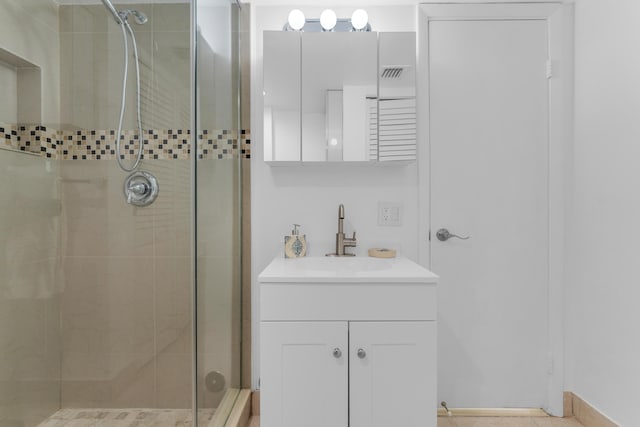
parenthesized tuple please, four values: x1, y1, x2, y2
(115, 18, 144, 172)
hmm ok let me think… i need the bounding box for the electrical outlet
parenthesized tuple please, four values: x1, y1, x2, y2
(378, 202, 402, 226)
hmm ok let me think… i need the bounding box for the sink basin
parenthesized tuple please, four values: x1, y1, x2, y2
(259, 256, 439, 283)
(290, 256, 392, 272)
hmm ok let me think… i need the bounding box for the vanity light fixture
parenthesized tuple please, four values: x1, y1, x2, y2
(320, 9, 338, 31)
(350, 9, 369, 31)
(283, 9, 372, 32)
(287, 9, 306, 31)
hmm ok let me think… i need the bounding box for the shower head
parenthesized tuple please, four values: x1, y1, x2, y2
(101, 1, 148, 26)
(119, 9, 149, 25)
(130, 10, 148, 25)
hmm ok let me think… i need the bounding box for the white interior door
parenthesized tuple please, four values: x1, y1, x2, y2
(428, 17, 550, 407)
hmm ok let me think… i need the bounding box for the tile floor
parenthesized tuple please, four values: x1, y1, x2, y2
(246, 415, 584, 427)
(38, 408, 215, 427)
(437, 417, 584, 427)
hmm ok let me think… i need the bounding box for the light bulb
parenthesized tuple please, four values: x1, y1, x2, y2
(320, 9, 337, 31)
(288, 9, 305, 31)
(351, 9, 368, 31)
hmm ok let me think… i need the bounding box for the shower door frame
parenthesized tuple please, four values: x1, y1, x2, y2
(190, 0, 198, 423)
(191, 1, 246, 425)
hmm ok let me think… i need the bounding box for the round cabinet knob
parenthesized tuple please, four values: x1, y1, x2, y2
(357, 348, 367, 359)
(333, 348, 342, 358)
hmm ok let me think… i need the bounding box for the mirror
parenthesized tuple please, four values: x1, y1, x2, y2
(263, 31, 416, 163)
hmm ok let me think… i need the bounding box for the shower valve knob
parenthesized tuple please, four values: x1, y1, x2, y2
(130, 182, 148, 195)
(124, 171, 159, 207)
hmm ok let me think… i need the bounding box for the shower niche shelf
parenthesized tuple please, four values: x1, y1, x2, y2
(0, 48, 41, 125)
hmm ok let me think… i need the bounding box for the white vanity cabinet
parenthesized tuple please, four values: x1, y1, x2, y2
(259, 257, 438, 427)
(261, 321, 349, 427)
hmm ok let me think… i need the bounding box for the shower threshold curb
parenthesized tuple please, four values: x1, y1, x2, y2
(209, 389, 251, 427)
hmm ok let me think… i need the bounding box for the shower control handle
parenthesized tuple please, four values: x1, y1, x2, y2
(124, 171, 159, 207)
(129, 182, 148, 196)
(332, 348, 342, 359)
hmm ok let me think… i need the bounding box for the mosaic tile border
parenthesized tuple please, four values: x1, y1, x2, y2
(0, 123, 251, 160)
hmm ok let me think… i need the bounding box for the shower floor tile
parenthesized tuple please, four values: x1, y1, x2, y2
(38, 408, 215, 427)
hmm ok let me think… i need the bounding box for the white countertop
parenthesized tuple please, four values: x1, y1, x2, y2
(258, 256, 439, 284)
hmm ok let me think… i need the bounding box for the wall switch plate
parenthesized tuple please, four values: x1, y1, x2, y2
(378, 202, 402, 226)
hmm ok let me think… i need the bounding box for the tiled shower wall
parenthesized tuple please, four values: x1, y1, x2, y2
(57, 156, 244, 410)
(0, 1, 62, 426)
(0, 146, 246, 413)
(1, 2, 248, 423)
(0, 150, 62, 427)
(54, 1, 247, 411)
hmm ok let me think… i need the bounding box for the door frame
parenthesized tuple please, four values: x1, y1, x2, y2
(416, 2, 573, 416)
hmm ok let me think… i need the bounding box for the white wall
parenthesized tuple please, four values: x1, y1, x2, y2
(252, 4, 640, 423)
(250, 4, 418, 388)
(566, 0, 640, 425)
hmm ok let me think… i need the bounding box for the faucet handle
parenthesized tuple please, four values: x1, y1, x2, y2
(345, 231, 357, 247)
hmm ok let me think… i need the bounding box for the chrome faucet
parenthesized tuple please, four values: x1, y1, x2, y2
(327, 204, 357, 257)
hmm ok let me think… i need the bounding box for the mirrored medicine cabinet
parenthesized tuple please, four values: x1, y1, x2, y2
(263, 31, 417, 163)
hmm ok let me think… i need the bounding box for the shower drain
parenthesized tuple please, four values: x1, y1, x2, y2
(205, 370, 226, 392)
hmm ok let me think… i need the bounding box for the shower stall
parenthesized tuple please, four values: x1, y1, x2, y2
(0, 0, 248, 426)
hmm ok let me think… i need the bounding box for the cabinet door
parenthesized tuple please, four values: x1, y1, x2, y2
(350, 321, 436, 427)
(261, 322, 348, 427)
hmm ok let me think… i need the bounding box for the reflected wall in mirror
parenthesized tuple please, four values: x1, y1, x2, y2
(302, 32, 377, 162)
(263, 31, 416, 163)
(263, 32, 301, 162)
(378, 32, 417, 162)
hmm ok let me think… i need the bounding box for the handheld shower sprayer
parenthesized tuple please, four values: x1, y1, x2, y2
(101, 0, 148, 25)
(120, 9, 148, 25)
(130, 10, 148, 25)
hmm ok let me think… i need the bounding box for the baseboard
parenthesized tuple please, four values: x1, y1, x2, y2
(252, 390, 260, 416)
(564, 391, 574, 417)
(568, 392, 619, 427)
(437, 408, 549, 417)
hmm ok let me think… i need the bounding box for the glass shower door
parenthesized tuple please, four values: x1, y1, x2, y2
(195, 0, 244, 424)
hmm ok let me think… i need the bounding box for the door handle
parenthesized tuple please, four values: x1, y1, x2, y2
(436, 228, 470, 242)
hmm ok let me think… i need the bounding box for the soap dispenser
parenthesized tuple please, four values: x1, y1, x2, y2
(284, 224, 307, 258)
